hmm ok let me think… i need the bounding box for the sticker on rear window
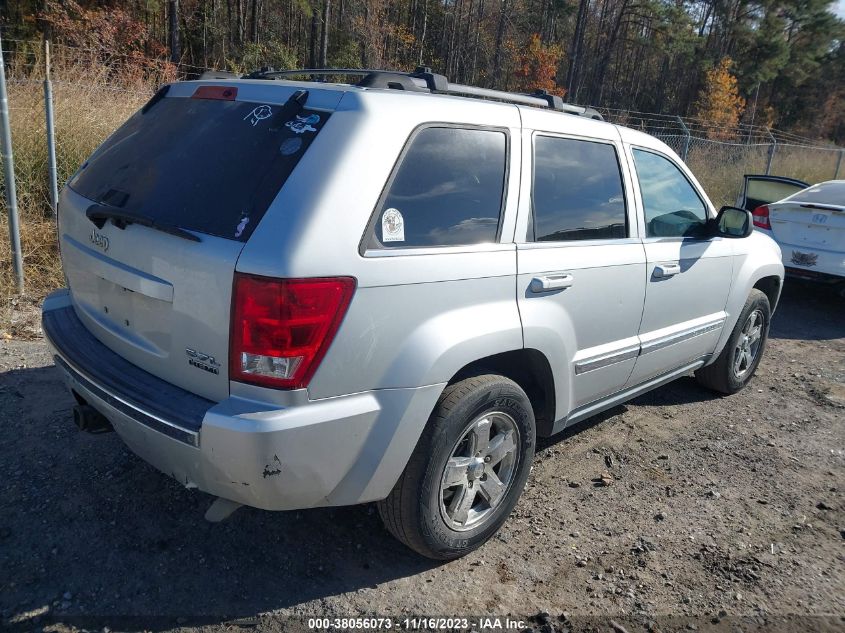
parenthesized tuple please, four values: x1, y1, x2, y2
(382, 208, 405, 242)
(285, 113, 320, 134)
(280, 137, 303, 156)
(235, 215, 250, 238)
(244, 105, 273, 126)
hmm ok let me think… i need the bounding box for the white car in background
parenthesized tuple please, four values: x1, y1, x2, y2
(740, 176, 845, 290)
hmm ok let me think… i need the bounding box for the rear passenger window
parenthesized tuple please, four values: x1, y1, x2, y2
(367, 127, 507, 249)
(531, 136, 627, 242)
(632, 149, 708, 238)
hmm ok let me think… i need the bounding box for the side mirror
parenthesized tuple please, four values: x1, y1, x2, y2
(714, 206, 753, 238)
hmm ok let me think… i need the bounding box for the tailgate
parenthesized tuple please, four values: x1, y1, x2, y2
(769, 201, 845, 252)
(59, 187, 242, 401)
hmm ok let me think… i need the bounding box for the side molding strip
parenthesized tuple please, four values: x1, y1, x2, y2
(574, 345, 640, 374)
(639, 318, 725, 356)
(574, 317, 725, 374)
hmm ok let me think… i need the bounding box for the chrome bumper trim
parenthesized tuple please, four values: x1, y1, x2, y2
(54, 355, 200, 447)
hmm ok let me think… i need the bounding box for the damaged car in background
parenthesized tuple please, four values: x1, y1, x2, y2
(739, 175, 845, 294)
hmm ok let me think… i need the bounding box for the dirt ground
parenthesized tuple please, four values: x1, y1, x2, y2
(0, 280, 843, 633)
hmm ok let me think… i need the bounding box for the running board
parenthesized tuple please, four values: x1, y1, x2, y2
(551, 357, 709, 435)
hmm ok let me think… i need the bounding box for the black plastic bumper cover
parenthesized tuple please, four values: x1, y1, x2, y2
(43, 305, 213, 446)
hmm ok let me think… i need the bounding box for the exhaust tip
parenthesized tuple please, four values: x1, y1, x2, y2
(72, 404, 113, 434)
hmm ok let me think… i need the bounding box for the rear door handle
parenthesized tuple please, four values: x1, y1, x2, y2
(654, 263, 681, 278)
(530, 274, 574, 292)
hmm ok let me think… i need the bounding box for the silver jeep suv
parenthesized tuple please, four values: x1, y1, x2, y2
(42, 68, 784, 559)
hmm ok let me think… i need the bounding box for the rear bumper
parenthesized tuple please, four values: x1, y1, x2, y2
(784, 267, 844, 284)
(42, 289, 444, 511)
(763, 233, 845, 280)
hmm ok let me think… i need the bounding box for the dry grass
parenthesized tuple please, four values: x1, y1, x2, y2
(0, 215, 64, 337)
(0, 51, 841, 336)
(687, 141, 842, 208)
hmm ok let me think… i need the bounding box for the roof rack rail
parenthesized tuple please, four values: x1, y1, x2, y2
(241, 66, 603, 120)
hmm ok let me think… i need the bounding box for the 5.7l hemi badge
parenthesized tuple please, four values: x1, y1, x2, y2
(186, 348, 220, 375)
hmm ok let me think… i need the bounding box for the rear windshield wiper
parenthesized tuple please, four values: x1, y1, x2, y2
(86, 204, 201, 242)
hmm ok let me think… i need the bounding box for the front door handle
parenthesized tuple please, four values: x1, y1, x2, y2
(530, 274, 574, 292)
(654, 263, 681, 278)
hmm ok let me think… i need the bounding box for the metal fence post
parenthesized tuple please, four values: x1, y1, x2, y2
(765, 128, 777, 175)
(0, 31, 24, 293)
(44, 38, 58, 217)
(676, 115, 691, 162)
(836, 149, 843, 180)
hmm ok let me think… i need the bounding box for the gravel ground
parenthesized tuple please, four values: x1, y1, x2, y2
(1, 281, 843, 633)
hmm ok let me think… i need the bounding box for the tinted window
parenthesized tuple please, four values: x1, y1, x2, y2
(744, 178, 807, 210)
(532, 136, 627, 241)
(632, 149, 708, 238)
(789, 181, 845, 205)
(369, 127, 507, 248)
(69, 95, 330, 241)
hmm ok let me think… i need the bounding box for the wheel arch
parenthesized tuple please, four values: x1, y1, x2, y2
(450, 348, 557, 437)
(712, 244, 784, 361)
(753, 275, 782, 313)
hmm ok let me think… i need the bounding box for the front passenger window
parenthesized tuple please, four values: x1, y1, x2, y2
(632, 149, 708, 238)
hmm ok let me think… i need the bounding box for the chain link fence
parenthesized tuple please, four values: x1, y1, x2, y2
(599, 108, 844, 206)
(5, 76, 151, 211)
(1, 39, 165, 218)
(0, 39, 155, 301)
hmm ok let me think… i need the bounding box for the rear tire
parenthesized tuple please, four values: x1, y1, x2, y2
(695, 289, 771, 394)
(378, 373, 535, 560)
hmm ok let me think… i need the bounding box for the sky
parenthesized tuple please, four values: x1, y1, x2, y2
(837, 0, 845, 18)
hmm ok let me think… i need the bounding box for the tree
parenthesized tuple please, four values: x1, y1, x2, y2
(2, 0, 839, 142)
(512, 33, 564, 95)
(694, 57, 746, 140)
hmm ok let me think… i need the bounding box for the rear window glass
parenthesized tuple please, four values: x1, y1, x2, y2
(788, 181, 845, 205)
(68, 94, 330, 242)
(745, 178, 808, 210)
(366, 126, 507, 249)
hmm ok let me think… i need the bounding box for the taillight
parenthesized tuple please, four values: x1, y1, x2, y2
(752, 205, 771, 230)
(230, 274, 355, 389)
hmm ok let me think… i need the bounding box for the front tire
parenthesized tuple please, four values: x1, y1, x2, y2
(695, 289, 771, 394)
(378, 373, 535, 560)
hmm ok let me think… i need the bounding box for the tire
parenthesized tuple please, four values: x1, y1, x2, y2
(378, 373, 536, 560)
(695, 289, 771, 394)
